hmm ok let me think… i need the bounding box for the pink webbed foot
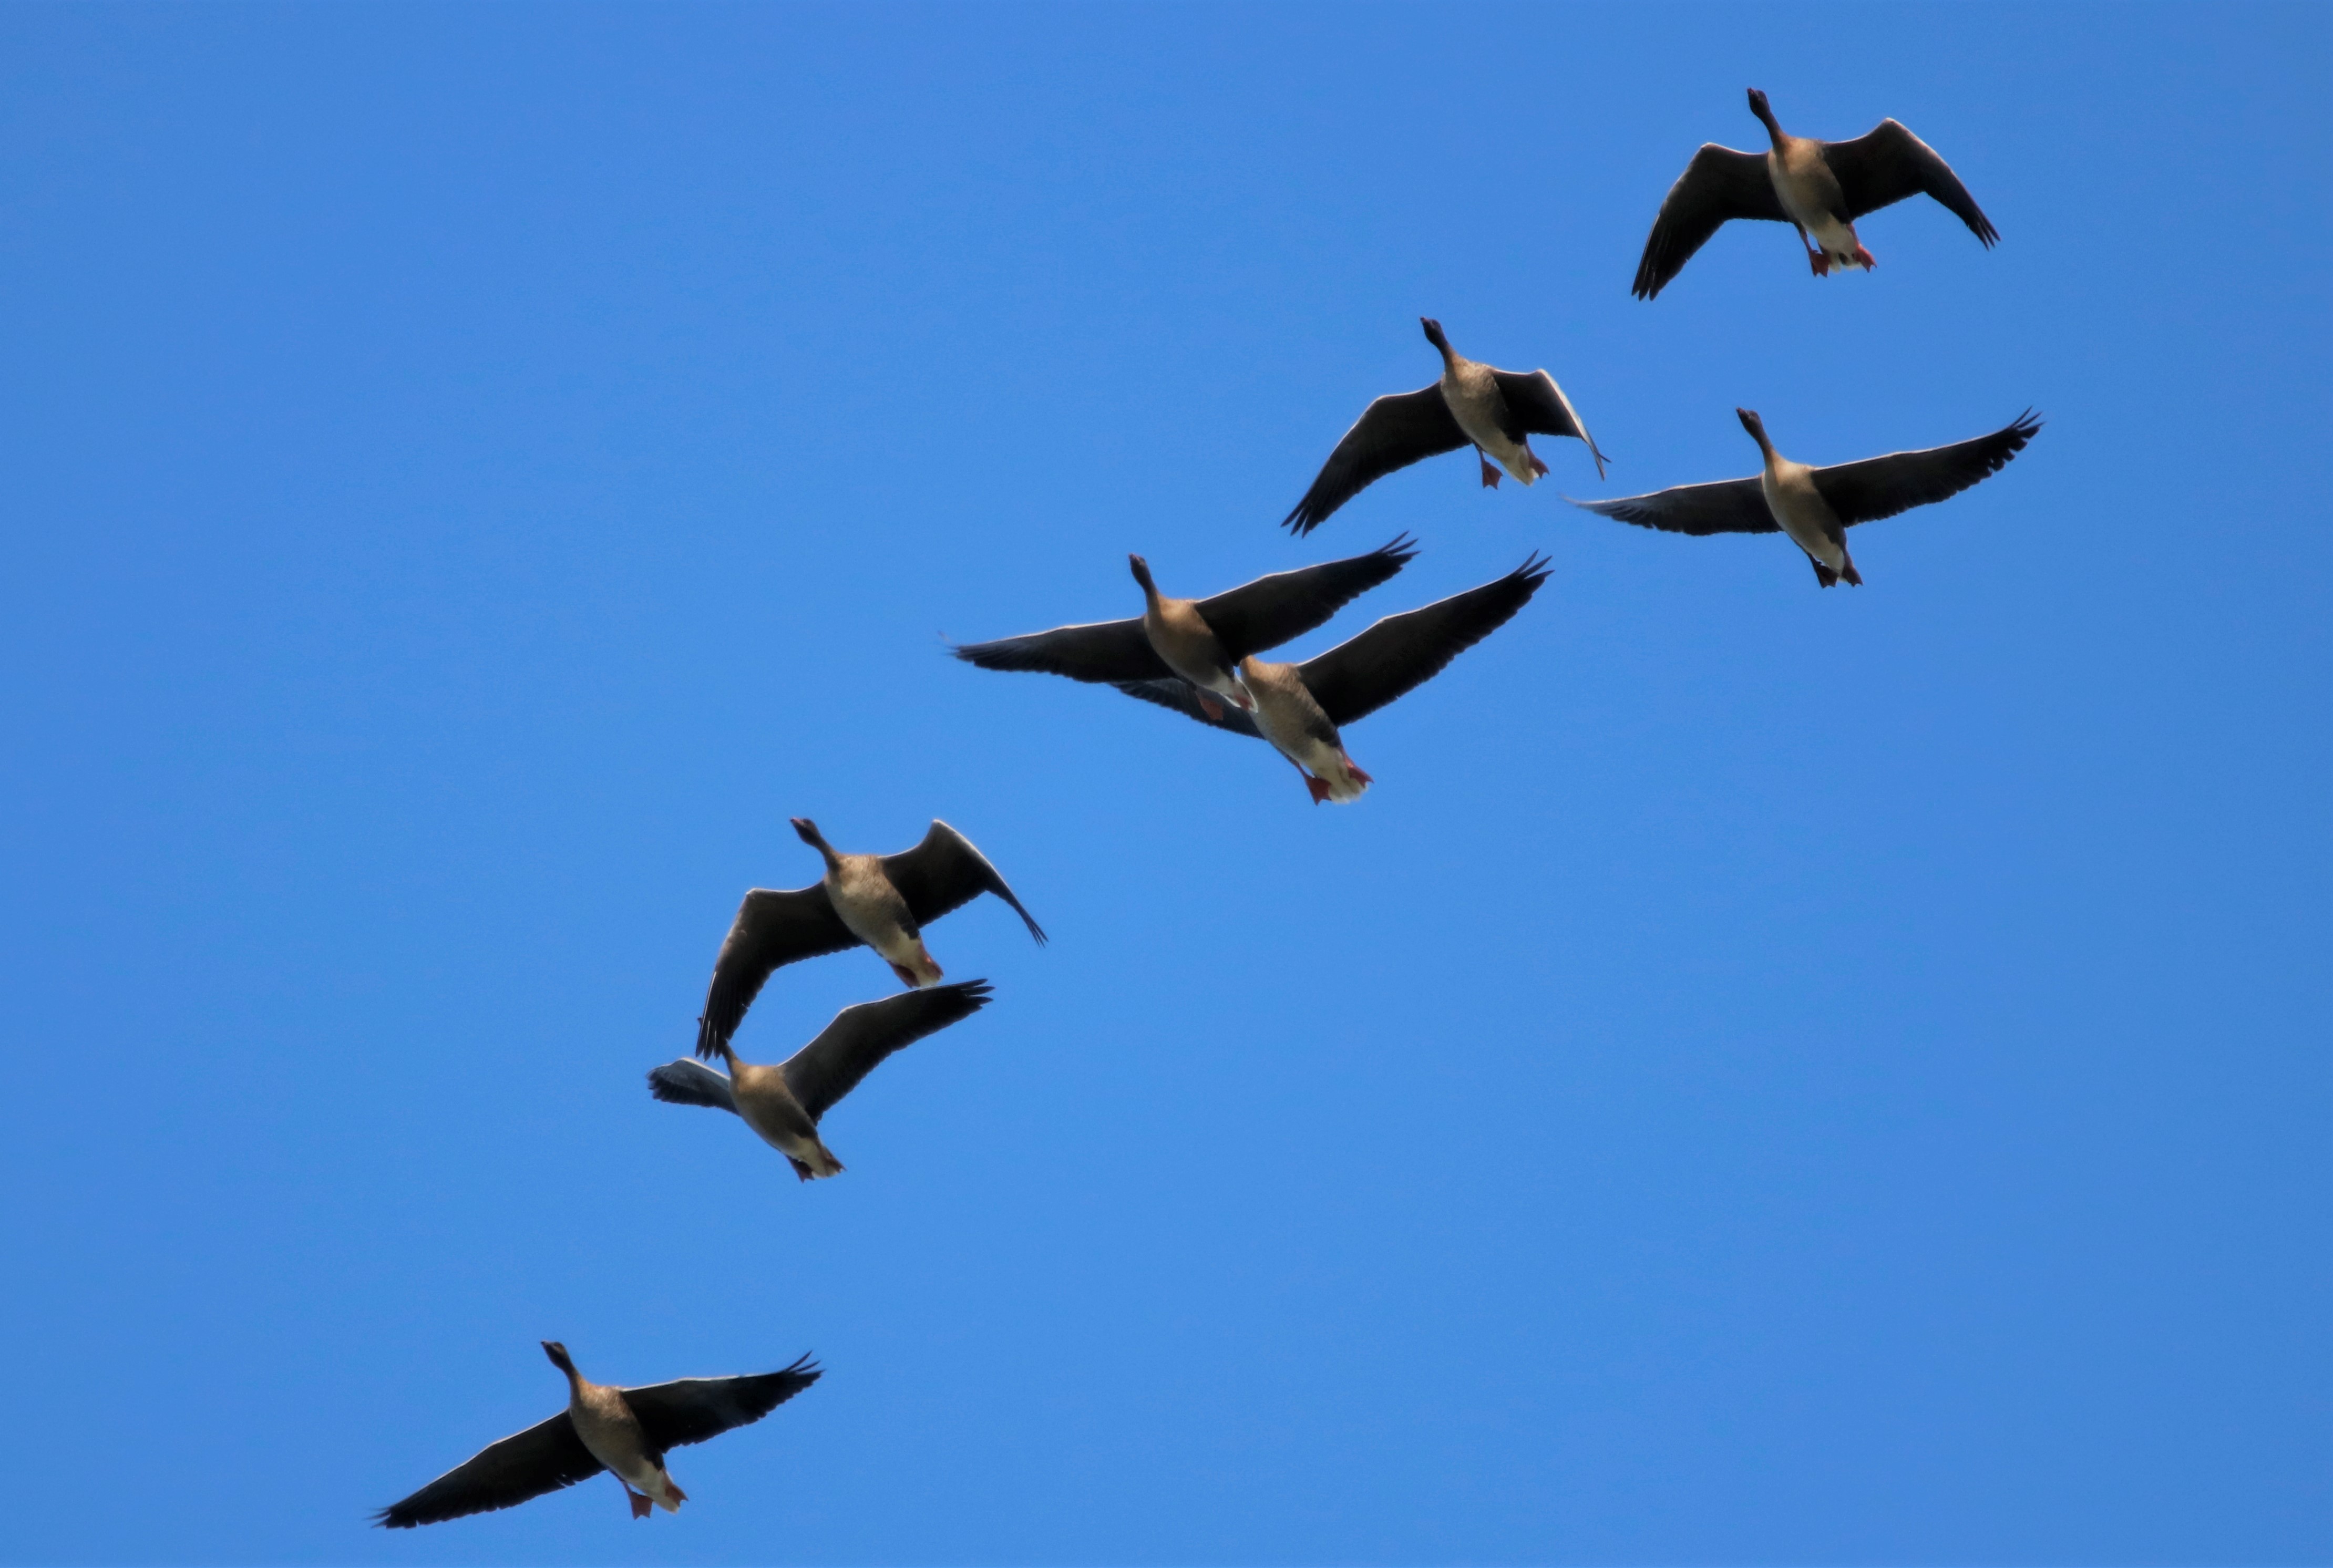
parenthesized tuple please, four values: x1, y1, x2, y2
(625, 1485, 653, 1520)
(1303, 773, 1333, 805)
(1527, 448, 1549, 478)
(1808, 249, 1831, 277)
(1851, 244, 1876, 270)
(889, 962, 919, 987)
(1478, 454, 1501, 489)
(1343, 755, 1374, 788)
(1198, 693, 1225, 721)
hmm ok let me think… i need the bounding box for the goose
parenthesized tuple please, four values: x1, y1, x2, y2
(651, 982, 993, 1179)
(696, 819, 1042, 1059)
(1633, 88, 1998, 299)
(1569, 409, 2040, 586)
(1116, 556, 1550, 802)
(953, 535, 1417, 720)
(375, 1342, 818, 1528)
(1282, 319, 1607, 535)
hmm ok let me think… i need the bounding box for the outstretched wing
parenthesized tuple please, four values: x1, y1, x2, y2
(1192, 535, 1419, 658)
(623, 1356, 822, 1454)
(1282, 385, 1467, 535)
(374, 1411, 601, 1529)
(647, 1059, 742, 1116)
(781, 981, 994, 1121)
(1296, 556, 1553, 728)
(695, 887, 857, 1059)
(881, 821, 1046, 945)
(950, 615, 1165, 685)
(1824, 120, 1998, 244)
(1633, 143, 1785, 299)
(1113, 678, 1267, 738)
(1489, 369, 1608, 478)
(1810, 411, 2040, 526)
(1567, 477, 1774, 536)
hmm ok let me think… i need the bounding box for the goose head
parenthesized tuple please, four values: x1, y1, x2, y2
(1745, 88, 1784, 141)
(1419, 316, 1453, 358)
(1735, 407, 1775, 455)
(790, 817, 837, 859)
(540, 1340, 577, 1376)
(1127, 554, 1158, 597)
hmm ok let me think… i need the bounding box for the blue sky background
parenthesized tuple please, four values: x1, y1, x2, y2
(2, 4, 2326, 1563)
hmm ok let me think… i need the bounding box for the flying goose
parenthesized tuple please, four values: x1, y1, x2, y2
(1117, 556, 1551, 802)
(1633, 88, 1998, 299)
(696, 819, 1042, 1059)
(376, 1342, 818, 1528)
(953, 535, 1418, 719)
(1569, 409, 2040, 586)
(652, 982, 993, 1179)
(1282, 319, 1607, 535)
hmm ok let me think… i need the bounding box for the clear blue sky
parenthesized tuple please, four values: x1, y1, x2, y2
(2, 4, 2325, 1563)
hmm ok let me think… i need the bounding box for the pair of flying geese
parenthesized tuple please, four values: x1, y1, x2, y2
(375, 88, 2039, 1533)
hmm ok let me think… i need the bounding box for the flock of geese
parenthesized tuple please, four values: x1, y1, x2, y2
(374, 89, 2039, 1531)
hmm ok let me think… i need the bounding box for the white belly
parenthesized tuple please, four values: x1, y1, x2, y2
(1769, 158, 1865, 265)
(1760, 467, 1846, 568)
(1442, 386, 1536, 484)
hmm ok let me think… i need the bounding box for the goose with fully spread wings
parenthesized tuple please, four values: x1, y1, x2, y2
(1633, 88, 1998, 300)
(1570, 409, 2040, 586)
(1283, 319, 1606, 535)
(696, 819, 1042, 1058)
(652, 982, 992, 1179)
(953, 536, 1417, 720)
(376, 1342, 818, 1528)
(1118, 557, 1551, 802)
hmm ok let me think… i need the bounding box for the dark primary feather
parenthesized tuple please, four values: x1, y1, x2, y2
(1633, 144, 1786, 299)
(951, 537, 1416, 684)
(880, 821, 1046, 945)
(1282, 385, 1466, 535)
(1192, 534, 1419, 656)
(1488, 370, 1609, 477)
(951, 616, 1162, 684)
(374, 1411, 602, 1529)
(1810, 411, 2040, 525)
(1113, 677, 1267, 737)
(647, 1058, 742, 1116)
(782, 981, 994, 1121)
(1298, 556, 1554, 726)
(695, 887, 858, 1059)
(1823, 119, 1998, 243)
(622, 1356, 821, 1454)
(1567, 477, 1776, 537)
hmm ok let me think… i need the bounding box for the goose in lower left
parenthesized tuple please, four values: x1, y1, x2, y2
(375, 1342, 819, 1528)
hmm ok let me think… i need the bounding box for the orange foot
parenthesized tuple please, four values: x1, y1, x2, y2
(1198, 693, 1225, 721)
(1478, 454, 1501, 489)
(1528, 449, 1549, 478)
(1808, 249, 1832, 277)
(1852, 244, 1876, 269)
(627, 1487, 653, 1520)
(1303, 773, 1333, 804)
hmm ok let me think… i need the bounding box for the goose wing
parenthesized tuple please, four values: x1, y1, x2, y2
(646, 1059, 742, 1115)
(695, 887, 856, 1059)
(1112, 678, 1267, 737)
(780, 981, 994, 1121)
(1282, 386, 1466, 535)
(951, 615, 1164, 685)
(1489, 369, 1609, 478)
(1192, 534, 1419, 657)
(1808, 411, 2040, 525)
(622, 1356, 821, 1454)
(881, 821, 1046, 945)
(1296, 556, 1552, 728)
(1633, 144, 1785, 299)
(374, 1411, 601, 1529)
(1567, 477, 1774, 536)
(1823, 120, 1998, 244)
